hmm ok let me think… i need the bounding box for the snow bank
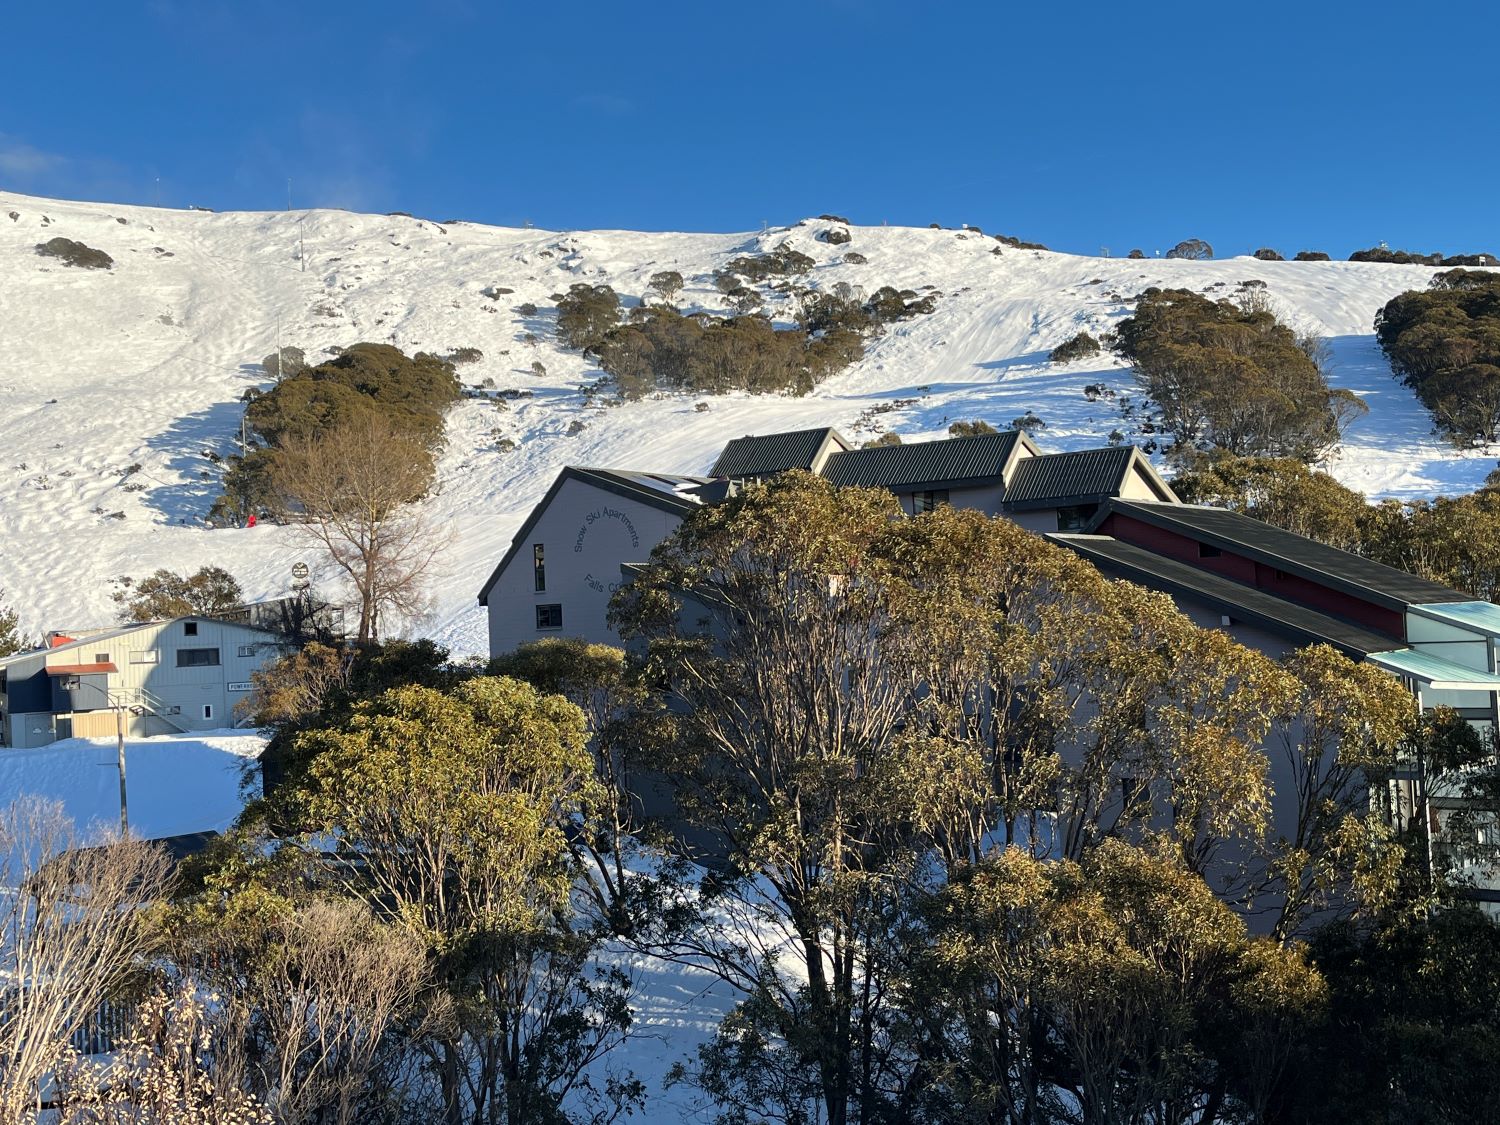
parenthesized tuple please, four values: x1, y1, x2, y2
(0, 728, 264, 843)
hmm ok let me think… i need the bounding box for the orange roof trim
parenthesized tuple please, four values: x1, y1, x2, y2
(47, 663, 119, 676)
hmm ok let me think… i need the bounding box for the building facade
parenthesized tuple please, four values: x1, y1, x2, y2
(0, 616, 286, 749)
(478, 428, 1180, 653)
(479, 425, 1500, 904)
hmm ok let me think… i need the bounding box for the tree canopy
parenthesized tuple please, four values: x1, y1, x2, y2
(1376, 269, 1500, 445)
(1116, 288, 1366, 462)
(112, 565, 244, 622)
(606, 471, 1416, 1124)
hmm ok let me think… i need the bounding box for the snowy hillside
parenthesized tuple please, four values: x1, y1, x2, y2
(1, 191, 1490, 656)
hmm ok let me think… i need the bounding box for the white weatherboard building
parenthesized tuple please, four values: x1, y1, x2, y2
(0, 616, 285, 748)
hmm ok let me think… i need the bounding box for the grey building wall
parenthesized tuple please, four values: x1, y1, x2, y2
(486, 477, 689, 657)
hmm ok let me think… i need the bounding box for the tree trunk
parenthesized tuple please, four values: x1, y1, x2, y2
(440, 1041, 464, 1125)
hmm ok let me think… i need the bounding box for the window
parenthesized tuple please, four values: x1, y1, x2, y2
(203, 705, 213, 720)
(911, 490, 949, 514)
(183, 621, 198, 637)
(533, 544, 546, 592)
(1198, 543, 1221, 558)
(236, 644, 256, 658)
(536, 604, 563, 630)
(94, 652, 109, 664)
(1056, 506, 1090, 531)
(129, 650, 159, 665)
(176, 647, 220, 668)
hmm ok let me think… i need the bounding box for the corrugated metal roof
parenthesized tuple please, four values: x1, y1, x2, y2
(1004, 447, 1138, 507)
(1052, 533, 1404, 656)
(709, 428, 843, 478)
(1409, 600, 1500, 637)
(1368, 648, 1500, 689)
(821, 431, 1023, 489)
(1104, 501, 1473, 610)
(599, 469, 716, 501)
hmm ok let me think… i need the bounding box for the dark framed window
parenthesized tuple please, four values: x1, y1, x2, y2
(203, 704, 213, 720)
(911, 490, 950, 514)
(94, 652, 109, 664)
(184, 621, 198, 636)
(536, 604, 564, 630)
(533, 544, 546, 592)
(1198, 544, 1221, 559)
(1056, 506, 1090, 531)
(176, 647, 221, 668)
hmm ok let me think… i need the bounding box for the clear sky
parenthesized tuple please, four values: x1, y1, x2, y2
(4, 0, 1497, 257)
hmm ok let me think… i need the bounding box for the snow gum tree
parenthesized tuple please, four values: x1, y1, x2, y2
(287, 676, 639, 1125)
(610, 472, 1419, 1125)
(270, 412, 442, 643)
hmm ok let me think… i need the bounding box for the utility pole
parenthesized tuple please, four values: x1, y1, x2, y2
(115, 704, 128, 837)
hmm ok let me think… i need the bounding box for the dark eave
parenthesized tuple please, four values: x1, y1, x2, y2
(1051, 534, 1405, 657)
(1093, 500, 1472, 611)
(477, 467, 703, 606)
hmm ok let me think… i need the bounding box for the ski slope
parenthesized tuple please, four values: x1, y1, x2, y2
(0, 191, 1490, 657)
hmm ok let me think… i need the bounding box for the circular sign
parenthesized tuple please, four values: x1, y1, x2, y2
(291, 562, 309, 580)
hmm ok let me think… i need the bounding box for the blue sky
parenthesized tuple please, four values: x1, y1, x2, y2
(4, 1, 1497, 257)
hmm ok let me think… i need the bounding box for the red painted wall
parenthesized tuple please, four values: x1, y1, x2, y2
(1098, 513, 1405, 638)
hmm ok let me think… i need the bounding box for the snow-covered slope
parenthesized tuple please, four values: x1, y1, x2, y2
(1, 192, 1489, 656)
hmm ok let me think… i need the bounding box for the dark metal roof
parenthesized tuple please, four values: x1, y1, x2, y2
(709, 428, 846, 478)
(821, 431, 1025, 490)
(477, 467, 708, 606)
(1100, 501, 1472, 610)
(1003, 447, 1173, 510)
(1052, 534, 1404, 657)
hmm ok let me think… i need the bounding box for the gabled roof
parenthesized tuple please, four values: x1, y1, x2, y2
(1003, 446, 1177, 511)
(477, 467, 710, 606)
(1052, 534, 1404, 657)
(821, 431, 1034, 490)
(709, 427, 851, 478)
(1096, 500, 1473, 611)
